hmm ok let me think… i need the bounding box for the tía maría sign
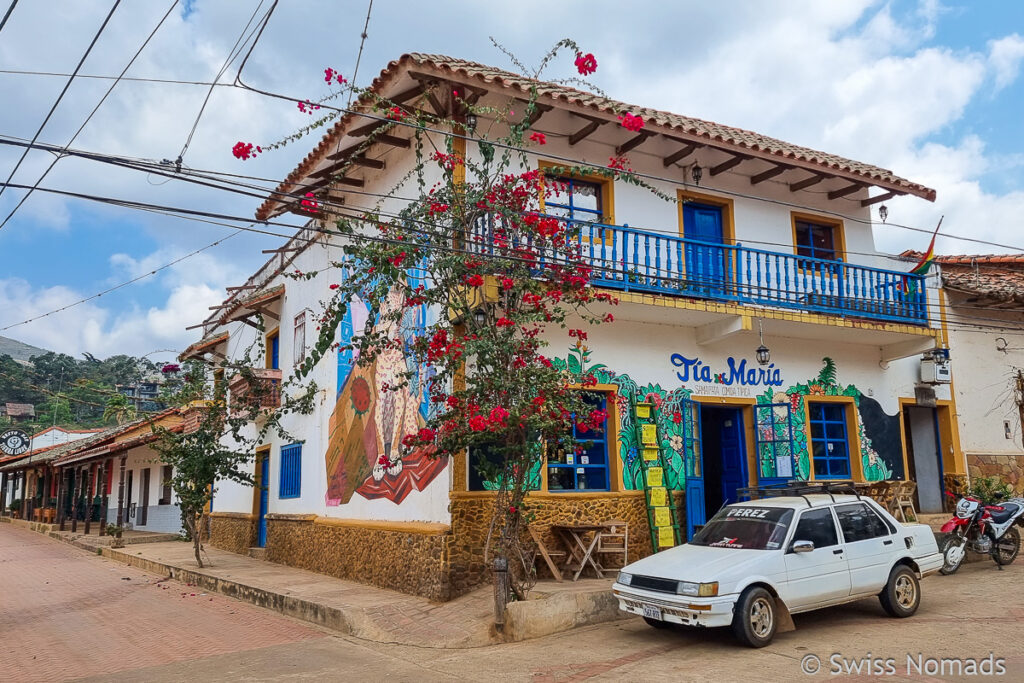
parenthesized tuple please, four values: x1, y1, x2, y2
(670, 354, 784, 388)
(0, 429, 30, 456)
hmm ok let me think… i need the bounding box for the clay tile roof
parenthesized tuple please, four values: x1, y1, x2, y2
(899, 250, 1024, 304)
(257, 53, 936, 220)
(5, 403, 34, 417)
(179, 331, 229, 362)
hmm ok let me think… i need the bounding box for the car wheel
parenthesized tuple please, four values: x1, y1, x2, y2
(939, 535, 966, 575)
(643, 616, 671, 629)
(731, 586, 776, 648)
(879, 565, 920, 618)
(993, 527, 1020, 566)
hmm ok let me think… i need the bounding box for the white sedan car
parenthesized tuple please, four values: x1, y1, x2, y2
(613, 494, 943, 647)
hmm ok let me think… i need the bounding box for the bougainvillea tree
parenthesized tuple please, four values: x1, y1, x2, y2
(234, 41, 660, 601)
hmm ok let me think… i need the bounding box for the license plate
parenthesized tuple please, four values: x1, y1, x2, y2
(642, 604, 662, 621)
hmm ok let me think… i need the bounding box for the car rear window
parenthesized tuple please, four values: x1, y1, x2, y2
(690, 505, 795, 550)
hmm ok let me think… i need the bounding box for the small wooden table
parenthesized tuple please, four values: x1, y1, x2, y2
(551, 523, 607, 581)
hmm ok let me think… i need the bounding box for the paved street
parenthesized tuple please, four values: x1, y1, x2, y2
(4, 522, 1024, 682)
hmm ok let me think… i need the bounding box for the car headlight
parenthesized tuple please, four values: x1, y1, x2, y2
(677, 581, 718, 597)
(617, 571, 632, 586)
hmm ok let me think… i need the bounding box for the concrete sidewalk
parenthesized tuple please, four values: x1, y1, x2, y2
(0, 515, 621, 648)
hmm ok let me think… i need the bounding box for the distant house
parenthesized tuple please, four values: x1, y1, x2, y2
(5, 403, 35, 423)
(115, 378, 164, 412)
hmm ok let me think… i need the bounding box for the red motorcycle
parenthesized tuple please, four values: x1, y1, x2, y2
(939, 494, 1024, 574)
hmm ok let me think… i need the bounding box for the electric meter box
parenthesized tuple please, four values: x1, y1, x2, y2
(920, 359, 951, 384)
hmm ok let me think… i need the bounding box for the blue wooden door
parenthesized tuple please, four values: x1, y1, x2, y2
(719, 408, 747, 505)
(681, 398, 704, 540)
(270, 335, 280, 370)
(257, 455, 269, 547)
(683, 203, 725, 296)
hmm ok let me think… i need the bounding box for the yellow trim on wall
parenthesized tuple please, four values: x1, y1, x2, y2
(791, 211, 847, 262)
(936, 288, 966, 475)
(801, 395, 863, 482)
(251, 446, 270, 518)
(898, 397, 964, 478)
(677, 189, 737, 245)
(264, 327, 280, 370)
(537, 159, 615, 244)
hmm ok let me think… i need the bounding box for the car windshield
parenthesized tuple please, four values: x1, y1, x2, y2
(690, 505, 795, 550)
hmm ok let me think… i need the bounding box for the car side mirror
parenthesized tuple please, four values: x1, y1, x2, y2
(791, 540, 815, 554)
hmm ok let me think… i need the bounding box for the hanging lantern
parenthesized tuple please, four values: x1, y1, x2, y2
(879, 204, 889, 223)
(691, 164, 703, 186)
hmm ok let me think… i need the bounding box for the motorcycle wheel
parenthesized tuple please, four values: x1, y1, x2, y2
(993, 526, 1020, 566)
(940, 534, 966, 575)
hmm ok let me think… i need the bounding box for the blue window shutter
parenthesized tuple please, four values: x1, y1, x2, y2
(279, 444, 302, 498)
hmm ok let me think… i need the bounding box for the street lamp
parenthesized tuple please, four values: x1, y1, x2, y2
(465, 114, 478, 134)
(691, 164, 703, 186)
(879, 204, 889, 223)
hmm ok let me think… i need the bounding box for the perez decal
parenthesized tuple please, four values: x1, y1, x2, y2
(726, 507, 770, 519)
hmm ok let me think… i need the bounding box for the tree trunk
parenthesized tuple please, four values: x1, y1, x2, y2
(187, 513, 203, 568)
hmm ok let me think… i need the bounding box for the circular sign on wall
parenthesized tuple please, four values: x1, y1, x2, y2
(0, 429, 30, 457)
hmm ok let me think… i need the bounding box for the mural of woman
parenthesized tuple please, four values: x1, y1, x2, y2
(324, 278, 447, 506)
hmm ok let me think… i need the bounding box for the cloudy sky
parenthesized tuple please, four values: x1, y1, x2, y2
(0, 0, 1022, 361)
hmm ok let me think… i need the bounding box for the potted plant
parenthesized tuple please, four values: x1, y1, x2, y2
(8, 499, 21, 518)
(105, 523, 125, 548)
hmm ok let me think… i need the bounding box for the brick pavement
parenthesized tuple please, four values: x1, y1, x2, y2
(0, 523, 324, 682)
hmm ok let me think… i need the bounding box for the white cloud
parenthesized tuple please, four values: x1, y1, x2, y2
(989, 34, 1024, 91)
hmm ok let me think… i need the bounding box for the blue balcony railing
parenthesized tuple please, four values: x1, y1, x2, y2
(470, 218, 928, 325)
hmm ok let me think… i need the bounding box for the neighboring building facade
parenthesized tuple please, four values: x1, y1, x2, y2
(186, 54, 962, 600)
(933, 254, 1024, 492)
(5, 403, 35, 423)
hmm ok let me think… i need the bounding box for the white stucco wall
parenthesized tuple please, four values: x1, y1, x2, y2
(105, 445, 182, 534)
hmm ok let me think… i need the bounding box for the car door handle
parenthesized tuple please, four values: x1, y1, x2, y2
(833, 549, 843, 555)
(883, 540, 893, 546)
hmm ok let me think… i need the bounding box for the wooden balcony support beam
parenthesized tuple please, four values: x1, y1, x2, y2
(374, 134, 410, 149)
(828, 182, 865, 200)
(411, 76, 447, 116)
(861, 190, 899, 207)
(663, 143, 699, 168)
(750, 165, 789, 185)
(615, 131, 654, 156)
(789, 174, 827, 192)
(710, 154, 749, 177)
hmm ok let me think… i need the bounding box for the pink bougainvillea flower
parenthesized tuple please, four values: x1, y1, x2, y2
(231, 141, 259, 160)
(574, 52, 598, 76)
(529, 131, 547, 145)
(324, 67, 346, 85)
(618, 113, 645, 132)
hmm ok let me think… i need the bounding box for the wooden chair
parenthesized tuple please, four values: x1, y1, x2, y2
(890, 481, 918, 523)
(597, 520, 629, 568)
(528, 525, 566, 582)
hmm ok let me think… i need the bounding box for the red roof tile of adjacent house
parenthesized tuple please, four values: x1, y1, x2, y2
(257, 53, 936, 220)
(900, 251, 1024, 304)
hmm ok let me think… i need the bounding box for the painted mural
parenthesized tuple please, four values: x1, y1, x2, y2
(758, 357, 897, 483)
(324, 276, 447, 506)
(550, 346, 904, 493)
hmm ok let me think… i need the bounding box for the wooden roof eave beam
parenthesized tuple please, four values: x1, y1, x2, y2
(569, 115, 606, 146)
(615, 130, 655, 156)
(789, 173, 828, 192)
(750, 164, 790, 185)
(709, 154, 750, 177)
(861, 190, 901, 207)
(828, 182, 865, 200)
(663, 142, 700, 168)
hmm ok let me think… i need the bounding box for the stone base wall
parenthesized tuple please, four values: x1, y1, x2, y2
(265, 514, 451, 601)
(445, 491, 684, 598)
(967, 454, 1024, 493)
(208, 512, 257, 554)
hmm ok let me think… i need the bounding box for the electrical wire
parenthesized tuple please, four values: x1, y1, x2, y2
(0, 0, 121, 206)
(0, 0, 18, 33)
(0, 0, 179, 231)
(177, 0, 269, 163)
(4, 180, 1023, 336)
(346, 0, 373, 109)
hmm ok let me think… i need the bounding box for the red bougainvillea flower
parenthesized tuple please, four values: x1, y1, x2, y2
(501, 277, 514, 289)
(529, 131, 547, 145)
(602, 313, 614, 323)
(468, 414, 489, 431)
(297, 100, 320, 115)
(386, 106, 408, 121)
(389, 252, 407, 267)
(618, 112, 645, 132)
(160, 363, 180, 374)
(464, 274, 484, 287)
(324, 67, 347, 85)
(574, 52, 598, 75)
(495, 317, 515, 328)
(608, 156, 631, 171)
(300, 192, 319, 211)
(329, 283, 339, 289)
(489, 406, 510, 426)
(231, 141, 259, 160)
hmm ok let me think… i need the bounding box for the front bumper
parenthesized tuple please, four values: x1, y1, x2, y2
(612, 582, 736, 628)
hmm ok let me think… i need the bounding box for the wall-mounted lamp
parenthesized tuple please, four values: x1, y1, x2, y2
(691, 164, 703, 186)
(465, 114, 478, 134)
(879, 204, 889, 223)
(473, 307, 487, 326)
(756, 319, 770, 366)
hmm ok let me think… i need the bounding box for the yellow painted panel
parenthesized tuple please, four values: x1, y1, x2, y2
(642, 448, 659, 462)
(654, 506, 671, 527)
(658, 526, 675, 547)
(635, 404, 652, 419)
(641, 423, 658, 445)
(647, 467, 663, 488)
(649, 487, 667, 507)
